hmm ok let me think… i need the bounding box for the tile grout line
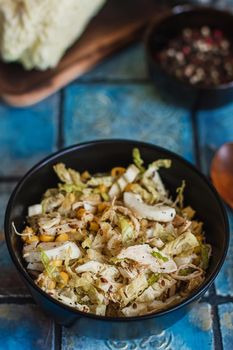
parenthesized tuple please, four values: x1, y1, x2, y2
(192, 99, 224, 350)
(190, 97, 201, 170)
(54, 323, 62, 350)
(0, 296, 35, 304)
(211, 285, 224, 350)
(212, 307, 224, 350)
(70, 78, 151, 86)
(57, 89, 65, 150)
(0, 176, 21, 182)
(201, 294, 233, 305)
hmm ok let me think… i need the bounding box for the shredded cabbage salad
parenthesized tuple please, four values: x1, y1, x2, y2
(16, 149, 211, 317)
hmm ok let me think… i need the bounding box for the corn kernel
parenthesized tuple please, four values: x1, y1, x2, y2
(97, 202, 109, 213)
(76, 207, 86, 219)
(82, 237, 92, 249)
(81, 170, 91, 180)
(194, 246, 201, 254)
(124, 183, 135, 192)
(141, 219, 148, 228)
(26, 235, 39, 244)
(98, 184, 107, 193)
(23, 226, 34, 234)
(73, 231, 85, 241)
(22, 226, 34, 242)
(196, 234, 203, 242)
(60, 271, 69, 287)
(48, 280, 56, 290)
(68, 193, 76, 203)
(40, 234, 54, 242)
(111, 167, 126, 177)
(55, 233, 69, 242)
(89, 222, 99, 232)
(51, 259, 63, 267)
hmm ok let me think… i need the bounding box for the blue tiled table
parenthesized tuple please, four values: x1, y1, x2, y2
(1, 24, 233, 350)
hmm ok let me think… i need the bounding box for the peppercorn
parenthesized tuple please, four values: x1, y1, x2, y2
(156, 26, 233, 87)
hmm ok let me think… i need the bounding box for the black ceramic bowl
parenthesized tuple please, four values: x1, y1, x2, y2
(5, 140, 229, 340)
(145, 6, 233, 109)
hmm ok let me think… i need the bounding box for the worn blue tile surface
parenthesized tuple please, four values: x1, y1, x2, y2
(0, 235, 28, 296)
(197, 103, 233, 174)
(80, 43, 147, 81)
(0, 183, 28, 296)
(197, 107, 233, 297)
(0, 183, 16, 230)
(0, 94, 59, 177)
(64, 84, 194, 162)
(215, 208, 233, 296)
(218, 303, 233, 349)
(62, 303, 213, 350)
(0, 304, 54, 350)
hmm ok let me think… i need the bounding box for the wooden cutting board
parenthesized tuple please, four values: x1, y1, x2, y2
(0, 0, 162, 107)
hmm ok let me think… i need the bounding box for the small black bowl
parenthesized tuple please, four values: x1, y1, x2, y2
(5, 140, 229, 340)
(145, 5, 233, 109)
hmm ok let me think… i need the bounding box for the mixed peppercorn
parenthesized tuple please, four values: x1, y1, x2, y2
(156, 26, 233, 87)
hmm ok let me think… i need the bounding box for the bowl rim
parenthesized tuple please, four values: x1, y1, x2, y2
(4, 139, 230, 322)
(145, 4, 233, 91)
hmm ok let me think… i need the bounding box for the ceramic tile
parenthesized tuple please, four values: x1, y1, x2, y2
(80, 43, 147, 81)
(0, 304, 54, 350)
(218, 303, 233, 350)
(197, 103, 233, 174)
(62, 303, 213, 350)
(64, 84, 194, 162)
(0, 94, 59, 177)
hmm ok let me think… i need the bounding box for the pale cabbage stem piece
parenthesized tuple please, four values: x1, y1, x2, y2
(109, 164, 140, 199)
(23, 241, 81, 263)
(117, 244, 177, 273)
(123, 192, 176, 222)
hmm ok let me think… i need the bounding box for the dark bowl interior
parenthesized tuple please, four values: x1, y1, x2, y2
(4, 140, 229, 339)
(145, 5, 233, 109)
